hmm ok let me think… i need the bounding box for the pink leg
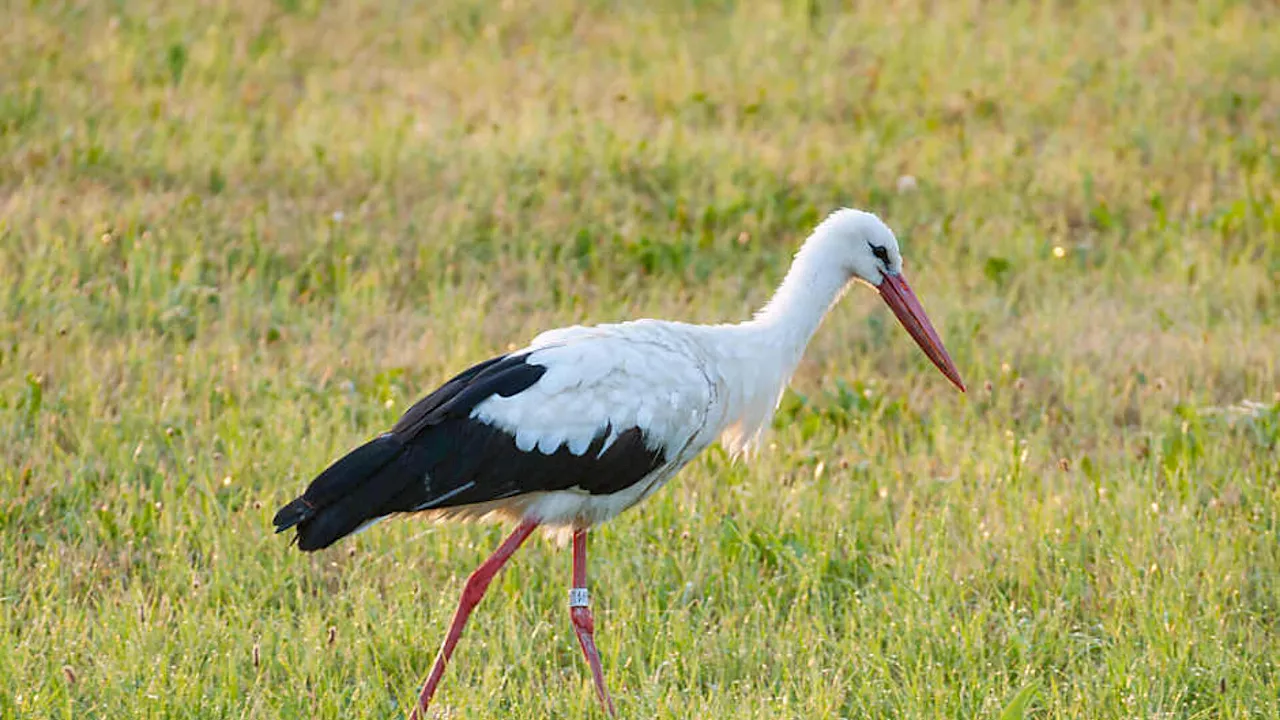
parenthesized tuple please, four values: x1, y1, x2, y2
(409, 520, 538, 720)
(570, 529, 617, 716)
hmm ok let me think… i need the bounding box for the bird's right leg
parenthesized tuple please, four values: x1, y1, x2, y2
(569, 528, 617, 716)
(409, 519, 539, 720)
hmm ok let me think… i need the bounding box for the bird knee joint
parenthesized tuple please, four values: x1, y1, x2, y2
(460, 573, 494, 606)
(570, 605, 595, 633)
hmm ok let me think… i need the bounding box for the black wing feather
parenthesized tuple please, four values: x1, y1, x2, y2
(273, 351, 668, 552)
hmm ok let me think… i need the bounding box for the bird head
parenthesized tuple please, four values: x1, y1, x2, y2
(818, 208, 966, 393)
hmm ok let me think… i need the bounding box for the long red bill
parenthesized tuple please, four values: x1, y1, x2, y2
(878, 272, 966, 392)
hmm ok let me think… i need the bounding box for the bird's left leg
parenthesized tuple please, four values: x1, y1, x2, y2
(569, 528, 617, 716)
(409, 519, 538, 720)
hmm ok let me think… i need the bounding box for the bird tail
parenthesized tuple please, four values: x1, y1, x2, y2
(272, 433, 413, 551)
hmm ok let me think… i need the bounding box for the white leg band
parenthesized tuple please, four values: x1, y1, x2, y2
(569, 587, 590, 608)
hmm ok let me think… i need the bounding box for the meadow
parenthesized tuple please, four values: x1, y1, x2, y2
(2, 0, 1278, 717)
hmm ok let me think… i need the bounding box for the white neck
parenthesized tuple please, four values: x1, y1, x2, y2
(747, 231, 852, 362)
(703, 230, 854, 455)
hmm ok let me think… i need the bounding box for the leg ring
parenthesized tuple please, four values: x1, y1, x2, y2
(569, 587, 590, 608)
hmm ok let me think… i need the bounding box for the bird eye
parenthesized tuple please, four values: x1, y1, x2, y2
(870, 244, 890, 264)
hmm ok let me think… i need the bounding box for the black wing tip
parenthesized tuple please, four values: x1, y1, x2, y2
(295, 532, 335, 552)
(271, 497, 315, 535)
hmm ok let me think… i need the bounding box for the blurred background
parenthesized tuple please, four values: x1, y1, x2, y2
(2, 1, 1277, 717)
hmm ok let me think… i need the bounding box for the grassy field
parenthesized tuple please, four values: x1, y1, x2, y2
(3, 0, 1278, 717)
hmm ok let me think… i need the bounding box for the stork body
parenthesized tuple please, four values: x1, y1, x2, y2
(273, 208, 965, 717)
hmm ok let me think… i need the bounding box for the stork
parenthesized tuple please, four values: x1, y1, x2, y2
(272, 208, 965, 717)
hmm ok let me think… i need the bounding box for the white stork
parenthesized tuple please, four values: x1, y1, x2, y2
(273, 208, 965, 717)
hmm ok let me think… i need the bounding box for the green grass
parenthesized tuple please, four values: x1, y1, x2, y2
(2, 0, 1278, 717)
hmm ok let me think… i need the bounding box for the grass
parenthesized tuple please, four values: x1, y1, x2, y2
(2, 0, 1278, 717)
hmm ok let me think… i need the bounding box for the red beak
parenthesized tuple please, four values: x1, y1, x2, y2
(878, 272, 966, 392)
